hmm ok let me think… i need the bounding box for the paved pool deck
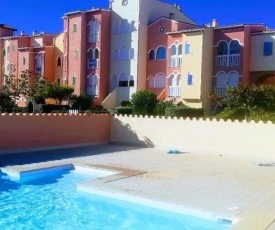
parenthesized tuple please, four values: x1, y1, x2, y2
(1, 144, 275, 230)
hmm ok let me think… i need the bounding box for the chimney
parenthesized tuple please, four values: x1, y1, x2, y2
(32, 30, 36, 36)
(212, 19, 218, 28)
(169, 13, 175, 20)
(20, 31, 25, 36)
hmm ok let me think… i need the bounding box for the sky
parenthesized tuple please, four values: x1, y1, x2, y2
(1, 0, 275, 35)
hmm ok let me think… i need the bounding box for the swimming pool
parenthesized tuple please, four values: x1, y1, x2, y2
(0, 166, 231, 230)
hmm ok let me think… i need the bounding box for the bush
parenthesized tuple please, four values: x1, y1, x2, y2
(165, 106, 204, 118)
(154, 101, 175, 116)
(214, 107, 246, 121)
(109, 106, 133, 115)
(120, 100, 132, 107)
(71, 94, 96, 111)
(42, 104, 70, 113)
(131, 90, 158, 115)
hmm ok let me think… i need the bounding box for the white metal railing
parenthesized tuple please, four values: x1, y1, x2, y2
(88, 59, 99, 69)
(89, 33, 99, 43)
(87, 85, 99, 96)
(168, 86, 181, 97)
(69, 109, 79, 114)
(228, 54, 240, 66)
(216, 54, 240, 67)
(170, 57, 178, 67)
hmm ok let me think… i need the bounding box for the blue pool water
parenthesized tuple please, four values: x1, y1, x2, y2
(0, 167, 231, 230)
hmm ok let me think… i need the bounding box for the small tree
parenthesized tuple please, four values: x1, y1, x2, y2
(41, 83, 74, 105)
(70, 94, 96, 110)
(131, 90, 158, 115)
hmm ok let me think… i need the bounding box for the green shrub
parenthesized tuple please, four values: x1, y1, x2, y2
(131, 90, 158, 115)
(109, 106, 133, 115)
(154, 101, 175, 116)
(120, 100, 132, 107)
(165, 106, 204, 118)
(214, 107, 246, 121)
(42, 104, 70, 113)
(71, 94, 96, 110)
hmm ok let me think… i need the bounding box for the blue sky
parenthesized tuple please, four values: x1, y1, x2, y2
(1, 0, 274, 35)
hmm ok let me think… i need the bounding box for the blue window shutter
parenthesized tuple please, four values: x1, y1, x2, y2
(187, 74, 193, 85)
(185, 43, 190, 54)
(264, 42, 273, 56)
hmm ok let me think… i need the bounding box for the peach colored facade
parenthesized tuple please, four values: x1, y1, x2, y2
(0, 114, 110, 151)
(63, 9, 111, 105)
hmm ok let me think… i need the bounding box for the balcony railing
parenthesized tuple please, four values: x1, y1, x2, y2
(89, 33, 99, 43)
(168, 86, 181, 97)
(216, 54, 240, 67)
(169, 57, 182, 68)
(87, 85, 99, 96)
(88, 59, 99, 69)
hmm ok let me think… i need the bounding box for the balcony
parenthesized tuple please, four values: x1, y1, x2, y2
(88, 59, 99, 69)
(168, 86, 181, 97)
(88, 33, 99, 43)
(216, 54, 240, 67)
(87, 85, 99, 96)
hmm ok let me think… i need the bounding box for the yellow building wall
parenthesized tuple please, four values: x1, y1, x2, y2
(181, 28, 213, 115)
(54, 33, 64, 83)
(251, 33, 275, 72)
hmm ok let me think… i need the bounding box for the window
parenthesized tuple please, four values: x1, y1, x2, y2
(2, 49, 5, 56)
(119, 73, 128, 87)
(73, 23, 77, 32)
(170, 45, 177, 67)
(120, 20, 130, 34)
(129, 75, 134, 87)
(185, 42, 190, 54)
(148, 76, 154, 88)
(22, 57, 26, 65)
(88, 48, 99, 69)
(89, 19, 100, 42)
(72, 75, 76, 85)
(119, 46, 129, 60)
(155, 73, 165, 88)
(264, 41, 273, 56)
(75, 49, 79, 59)
(87, 74, 99, 96)
(178, 44, 183, 66)
(110, 75, 118, 91)
(12, 44, 15, 51)
(113, 22, 119, 34)
(57, 57, 61, 66)
(187, 73, 193, 85)
(156, 47, 166, 60)
(215, 72, 227, 96)
(130, 48, 135, 60)
(57, 78, 61, 84)
(113, 49, 119, 61)
(229, 40, 240, 54)
(149, 50, 155, 60)
(218, 41, 228, 55)
(228, 71, 239, 87)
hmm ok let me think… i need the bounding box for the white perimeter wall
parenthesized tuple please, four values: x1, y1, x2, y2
(111, 115, 275, 160)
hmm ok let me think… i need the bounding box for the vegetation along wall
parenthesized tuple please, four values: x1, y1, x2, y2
(0, 113, 110, 153)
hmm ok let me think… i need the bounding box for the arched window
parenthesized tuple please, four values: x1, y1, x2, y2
(149, 50, 155, 60)
(57, 57, 61, 66)
(119, 73, 128, 87)
(148, 76, 154, 88)
(87, 74, 99, 96)
(113, 49, 119, 61)
(155, 73, 166, 88)
(185, 42, 190, 54)
(229, 40, 240, 54)
(88, 48, 99, 69)
(113, 22, 119, 34)
(218, 41, 228, 55)
(169, 74, 175, 87)
(110, 75, 118, 92)
(156, 47, 166, 60)
(178, 44, 183, 66)
(228, 71, 239, 87)
(73, 23, 77, 32)
(120, 20, 130, 34)
(129, 75, 134, 87)
(215, 72, 228, 96)
(130, 48, 135, 60)
(170, 45, 177, 67)
(119, 46, 129, 60)
(89, 19, 100, 42)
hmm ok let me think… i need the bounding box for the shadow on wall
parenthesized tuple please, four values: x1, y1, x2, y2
(111, 118, 155, 148)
